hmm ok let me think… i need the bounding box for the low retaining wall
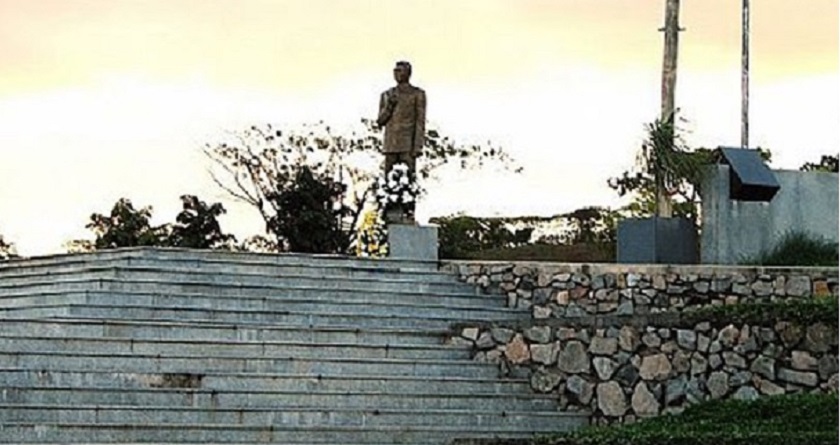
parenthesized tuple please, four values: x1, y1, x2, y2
(441, 261, 839, 425)
(450, 315, 837, 424)
(441, 262, 838, 318)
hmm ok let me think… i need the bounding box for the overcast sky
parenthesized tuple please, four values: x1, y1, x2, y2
(0, 0, 837, 255)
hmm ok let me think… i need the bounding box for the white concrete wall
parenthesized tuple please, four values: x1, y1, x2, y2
(701, 165, 838, 264)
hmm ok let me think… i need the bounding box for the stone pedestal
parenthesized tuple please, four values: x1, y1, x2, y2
(387, 224, 438, 261)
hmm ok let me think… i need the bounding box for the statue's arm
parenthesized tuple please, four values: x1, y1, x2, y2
(414, 90, 426, 153)
(377, 91, 393, 127)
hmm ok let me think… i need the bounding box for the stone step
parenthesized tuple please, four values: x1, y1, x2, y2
(0, 288, 505, 316)
(0, 335, 469, 361)
(0, 369, 531, 395)
(0, 247, 439, 275)
(0, 421, 586, 444)
(0, 404, 583, 431)
(0, 269, 477, 297)
(0, 385, 560, 411)
(0, 318, 449, 346)
(0, 256, 456, 283)
(0, 304, 524, 329)
(0, 351, 494, 379)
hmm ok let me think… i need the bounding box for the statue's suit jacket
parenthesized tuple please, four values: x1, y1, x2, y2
(377, 84, 426, 155)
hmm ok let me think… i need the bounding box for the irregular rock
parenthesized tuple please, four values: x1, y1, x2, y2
(504, 334, 530, 364)
(642, 332, 661, 348)
(614, 364, 640, 387)
(530, 368, 564, 393)
(776, 322, 804, 348)
(730, 371, 752, 387)
(593, 357, 618, 380)
(722, 351, 747, 369)
(639, 354, 672, 381)
(733, 386, 759, 401)
(665, 376, 687, 406)
(533, 305, 552, 319)
(785, 275, 811, 297)
(566, 375, 594, 405)
(791, 350, 818, 371)
(597, 382, 628, 417)
(491, 327, 515, 344)
(693, 281, 710, 294)
(677, 330, 697, 350)
(531, 342, 559, 366)
(672, 350, 691, 374)
(778, 368, 818, 387)
(818, 355, 838, 380)
(696, 334, 711, 353)
(757, 379, 785, 396)
(618, 326, 641, 352)
(758, 327, 777, 343)
(616, 300, 634, 315)
(718, 325, 739, 348)
(813, 280, 831, 297)
(661, 341, 679, 354)
(626, 273, 641, 287)
(686, 378, 705, 404)
(829, 374, 839, 392)
(555, 328, 577, 341)
(524, 326, 552, 344)
(690, 353, 708, 375)
(751, 280, 773, 297)
(565, 304, 586, 317)
(709, 354, 723, 370)
(804, 323, 835, 353)
(589, 337, 619, 356)
(707, 371, 729, 399)
(461, 327, 480, 341)
(631, 382, 659, 417)
(476, 331, 496, 350)
(557, 341, 590, 374)
(708, 340, 722, 354)
(555, 290, 570, 305)
(750, 356, 776, 380)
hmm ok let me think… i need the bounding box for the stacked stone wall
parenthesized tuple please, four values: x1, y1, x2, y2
(442, 261, 839, 424)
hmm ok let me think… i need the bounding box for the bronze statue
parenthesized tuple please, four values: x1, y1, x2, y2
(377, 61, 426, 174)
(376, 61, 426, 223)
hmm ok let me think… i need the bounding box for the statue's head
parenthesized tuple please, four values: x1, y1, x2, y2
(393, 61, 412, 83)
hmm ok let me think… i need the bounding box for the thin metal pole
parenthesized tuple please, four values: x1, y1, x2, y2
(741, 0, 750, 148)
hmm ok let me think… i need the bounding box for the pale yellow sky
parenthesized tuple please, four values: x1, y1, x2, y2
(0, 1, 837, 255)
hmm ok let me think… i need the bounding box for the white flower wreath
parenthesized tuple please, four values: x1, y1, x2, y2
(375, 162, 420, 210)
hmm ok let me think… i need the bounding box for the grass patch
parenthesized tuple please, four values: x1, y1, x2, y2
(540, 393, 838, 445)
(741, 231, 838, 267)
(681, 297, 838, 328)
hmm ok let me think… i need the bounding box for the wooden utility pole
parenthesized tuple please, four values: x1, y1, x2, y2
(741, 0, 750, 148)
(657, 0, 682, 218)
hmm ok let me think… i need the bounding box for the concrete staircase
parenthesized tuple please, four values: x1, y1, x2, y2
(0, 248, 587, 444)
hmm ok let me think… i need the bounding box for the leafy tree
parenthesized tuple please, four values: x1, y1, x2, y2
(800, 154, 839, 173)
(204, 120, 521, 254)
(559, 206, 620, 246)
(168, 195, 236, 249)
(86, 198, 165, 249)
(266, 166, 350, 253)
(69, 196, 235, 251)
(0, 234, 17, 260)
(608, 117, 770, 227)
(430, 214, 533, 259)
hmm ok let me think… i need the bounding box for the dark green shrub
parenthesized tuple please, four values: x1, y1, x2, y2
(541, 394, 838, 445)
(681, 297, 838, 328)
(741, 231, 838, 267)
